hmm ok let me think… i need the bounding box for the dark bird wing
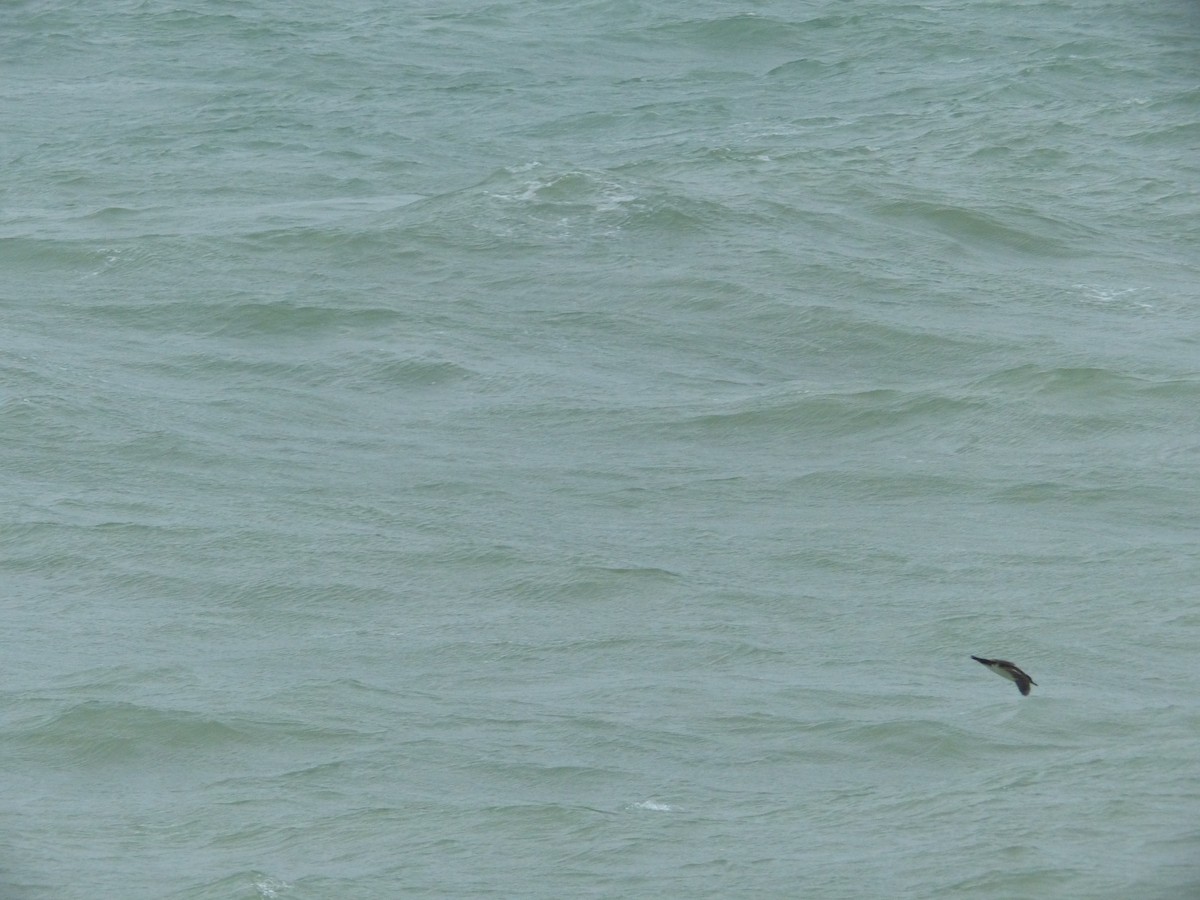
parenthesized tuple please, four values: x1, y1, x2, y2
(1013, 673, 1032, 696)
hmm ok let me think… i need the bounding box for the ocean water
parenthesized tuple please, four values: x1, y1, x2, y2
(3, 0, 1200, 896)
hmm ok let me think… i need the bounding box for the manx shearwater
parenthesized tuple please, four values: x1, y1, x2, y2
(971, 655, 1037, 696)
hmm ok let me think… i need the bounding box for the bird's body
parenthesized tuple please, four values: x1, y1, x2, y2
(971, 655, 1037, 696)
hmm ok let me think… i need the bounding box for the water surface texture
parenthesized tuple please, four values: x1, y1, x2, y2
(3, 1, 1200, 897)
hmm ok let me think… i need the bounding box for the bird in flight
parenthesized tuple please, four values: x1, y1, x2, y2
(971, 656, 1037, 696)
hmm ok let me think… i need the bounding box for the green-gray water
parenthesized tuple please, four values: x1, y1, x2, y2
(3, 1, 1199, 896)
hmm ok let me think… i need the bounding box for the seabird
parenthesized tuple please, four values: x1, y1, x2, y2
(971, 655, 1037, 696)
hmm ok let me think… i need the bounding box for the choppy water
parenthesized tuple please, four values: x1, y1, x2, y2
(3, 0, 1200, 897)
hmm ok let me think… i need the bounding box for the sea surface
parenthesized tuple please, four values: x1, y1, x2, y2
(3, 0, 1200, 897)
